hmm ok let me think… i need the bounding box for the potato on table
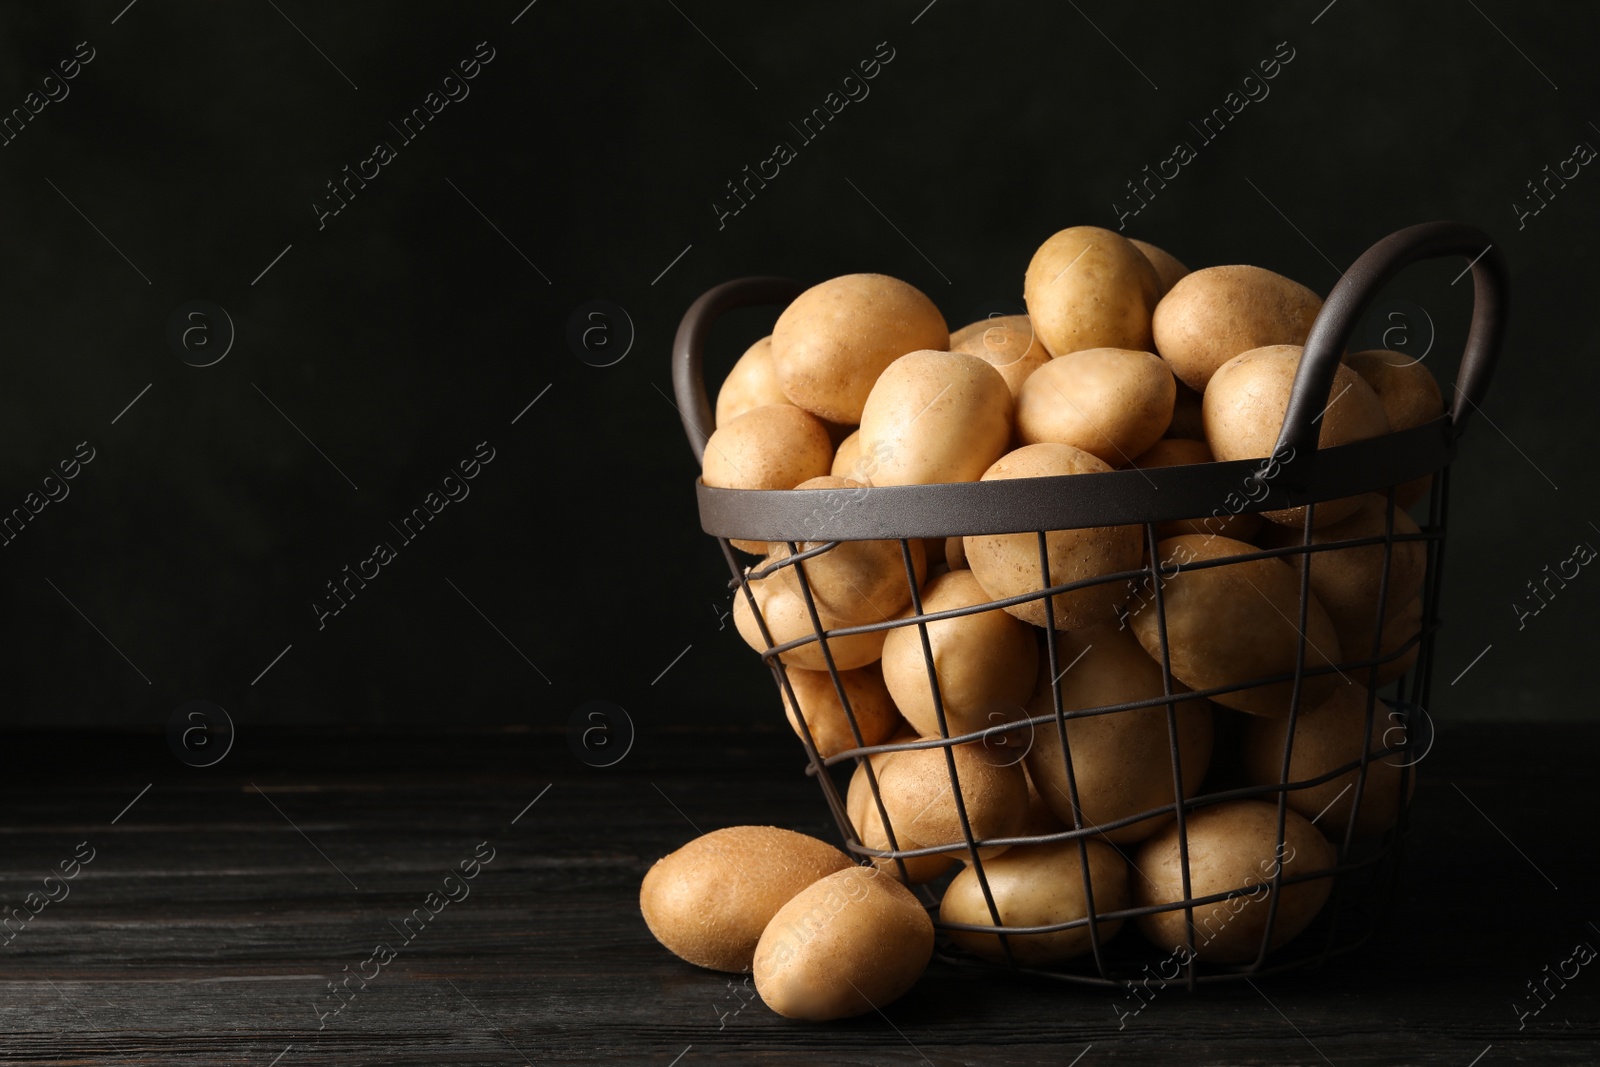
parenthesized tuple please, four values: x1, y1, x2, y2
(753, 866, 934, 1020)
(640, 826, 852, 972)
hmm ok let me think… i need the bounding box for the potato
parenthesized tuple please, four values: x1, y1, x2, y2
(1025, 625, 1213, 843)
(1015, 347, 1176, 464)
(1153, 265, 1322, 391)
(1024, 226, 1162, 355)
(1130, 238, 1190, 298)
(963, 444, 1142, 629)
(1345, 350, 1444, 432)
(1019, 764, 1069, 834)
(848, 758, 958, 883)
(1134, 800, 1334, 963)
(640, 826, 852, 972)
(872, 740, 1028, 858)
(716, 336, 790, 428)
(768, 477, 926, 625)
(1257, 493, 1425, 662)
(1132, 437, 1263, 543)
(1127, 534, 1342, 717)
(753, 865, 934, 1020)
(1346, 350, 1445, 507)
(782, 663, 904, 760)
(944, 535, 968, 570)
(1203, 345, 1391, 528)
(881, 570, 1038, 737)
(829, 429, 863, 480)
(856, 350, 1013, 486)
(702, 404, 834, 553)
(733, 576, 885, 671)
(770, 274, 949, 424)
(949, 314, 1052, 398)
(1241, 683, 1411, 839)
(940, 839, 1129, 965)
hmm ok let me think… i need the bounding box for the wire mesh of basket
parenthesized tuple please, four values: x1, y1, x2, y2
(670, 221, 1507, 988)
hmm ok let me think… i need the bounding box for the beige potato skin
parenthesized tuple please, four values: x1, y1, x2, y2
(830, 430, 864, 479)
(856, 350, 1014, 486)
(702, 403, 835, 553)
(1241, 682, 1412, 839)
(782, 663, 904, 760)
(1128, 535, 1342, 716)
(1024, 226, 1162, 355)
(1134, 801, 1334, 963)
(941, 839, 1130, 965)
(881, 570, 1038, 737)
(1130, 238, 1191, 298)
(770, 274, 949, 424)
(872, 740, 1028, 858)
(715, 336, 791, 428)
(733, 577, 885, 671)
(753, 865, 934, 1020)
(1132, 438, 1263, 542)
(640, 826, 853, 972)
(1015, 347, 1176, 465)
(1346, 350, 1445, 507)
(1153, 265, 1323, 391)
(1024, 625, 1213, 843)
(1203, 345, 1391, 527)
(963, 444, 1142, 629)
(949, 314, 1052, 398)
(769, 476, 927, 625)
(848, 759, 957, 883)
(1257, 493, 1425, 661)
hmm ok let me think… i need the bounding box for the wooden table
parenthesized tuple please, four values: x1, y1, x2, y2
(2, 723, 1595, 1065)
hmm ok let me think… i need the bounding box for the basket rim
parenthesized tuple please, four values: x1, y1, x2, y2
(695, 418, 1451, 540)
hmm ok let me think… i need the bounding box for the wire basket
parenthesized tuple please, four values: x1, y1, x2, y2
(670, 221, 1507, 988)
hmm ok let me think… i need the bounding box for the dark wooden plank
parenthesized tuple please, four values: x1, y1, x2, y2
(0, 724, 1597, 1065)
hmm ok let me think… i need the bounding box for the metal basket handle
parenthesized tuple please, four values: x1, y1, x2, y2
(1271, 220, 1508, 491)
(671, 275, 807, 464)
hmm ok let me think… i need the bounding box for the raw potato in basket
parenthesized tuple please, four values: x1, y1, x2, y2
(963, 444, 1142, 630)
(940, 838, 1130, 965)
(1127, 534, 1342, 717)
(1023, 624, 1213, 843)
(880, 569, 1038, 738)
(766, 476, 928, 626)
(770, 273, 948, 424)
(1203, 344, 1391, 528)
(948, 314, 1052, 398)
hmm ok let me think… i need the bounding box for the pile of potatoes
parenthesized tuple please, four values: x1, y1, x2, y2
(651, 225, 1438, 1017)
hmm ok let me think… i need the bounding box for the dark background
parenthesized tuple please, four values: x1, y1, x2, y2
(2, 0, 1596, 735)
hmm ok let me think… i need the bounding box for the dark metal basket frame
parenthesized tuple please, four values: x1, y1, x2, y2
(673, 222, 1506, 988)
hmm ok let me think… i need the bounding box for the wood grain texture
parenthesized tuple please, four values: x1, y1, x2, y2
(0, 724, 1596, 1065)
